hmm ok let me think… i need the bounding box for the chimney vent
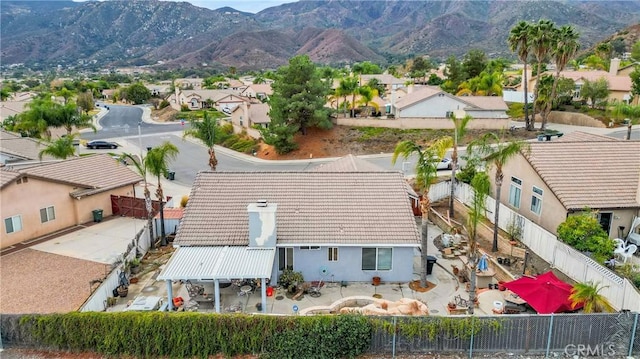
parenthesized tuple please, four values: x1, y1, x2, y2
(256, 199, 268, 207)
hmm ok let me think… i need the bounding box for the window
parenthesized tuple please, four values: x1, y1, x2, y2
(40, 206, 56, 223)
(300, 246, 320, 250)
(508, 177, 522, 208)
(530, 186, 543, 215)
(328, 247, 338, 262)
(278, 247, 293, 271)
(361, 248, 393, 271)
(4, 215, 22, 234)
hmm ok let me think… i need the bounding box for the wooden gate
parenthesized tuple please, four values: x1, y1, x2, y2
(111, 195, 162, 219)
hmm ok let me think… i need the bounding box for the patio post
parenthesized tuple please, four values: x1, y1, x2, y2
(214, 280, 221, 313)
(166, 280, 174, 310)
(261, 278, 267, 313)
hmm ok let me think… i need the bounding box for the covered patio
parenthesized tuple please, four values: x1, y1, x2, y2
(158, 246, 275, 313)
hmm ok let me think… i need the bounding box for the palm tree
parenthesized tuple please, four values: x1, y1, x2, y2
(477, 71, 504, 97)
(509, 21, 533, 130)
(120, 152, 155, 249)
(569, 281, 615, 313)
(542, 25, 580, 130)
(56, 103, 96, 135)
(183, 111, 219, 171)
(610, 102, 640, 140)
(38, 135, 77, 160)
(145, 141, 179, 246)
(392, 136, 453, 288)
(467, 171, 490, 314)
(467, 133, 529, 252)
(530, 19, 557, 128)
(337, 77, 357, 117)
(448, 114, 472, 219)
(356, 86, 379, 117)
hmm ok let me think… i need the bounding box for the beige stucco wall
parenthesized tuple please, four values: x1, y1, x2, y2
(336, 117, 509, 130)
(1, 177, 136, 249)
(495, 154, 640, 238)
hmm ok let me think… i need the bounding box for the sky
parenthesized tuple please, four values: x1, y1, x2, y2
(187, 0, 297, 13)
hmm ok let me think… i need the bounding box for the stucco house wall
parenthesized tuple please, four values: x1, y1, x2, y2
(397, 95, 466, 118)
(271, 246, 415, 284)
(336, 117, 508, 130)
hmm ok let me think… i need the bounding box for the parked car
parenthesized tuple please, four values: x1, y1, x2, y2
(436, 158, 453, 170)
(86, 140, 118, 149)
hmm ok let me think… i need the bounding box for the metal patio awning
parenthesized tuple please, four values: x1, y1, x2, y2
(157, 246, 276, 281)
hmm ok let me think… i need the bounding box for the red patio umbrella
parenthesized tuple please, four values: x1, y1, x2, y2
(502, 271, 583, 314)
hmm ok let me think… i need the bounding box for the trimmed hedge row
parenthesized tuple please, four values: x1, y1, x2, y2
(14, 312, 371, 358)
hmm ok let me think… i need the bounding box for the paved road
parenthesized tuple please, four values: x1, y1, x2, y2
(81, 104, 185, 140)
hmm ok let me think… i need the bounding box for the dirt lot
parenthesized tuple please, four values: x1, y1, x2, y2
(254, 125, 539, 161)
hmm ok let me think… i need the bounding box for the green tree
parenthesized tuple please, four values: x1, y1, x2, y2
(509, 21, 533, 130)
(583, 54, 606, 70)
(120, 152, 154, 249)
(630, 65, 640, 99)
(467, 133, 529, 252)
(76, 91, 95, 114)
(557, 210, 614, 263)
(467, 171, 490, 314)
(595, 43, 612, 66)
(261, 55, 331, 154)
(356, 86, 378, 116)
(145, 141, 179, 246)
(124, 82, 151, 105)
(55, 87, 75, 105)
(569, 282, 615, 313)
(427, 74, 443, 86)
(530, 19, 557, 126)
(366, 78, 386, 97)
(610, 102, 640, 140)
(581, 78, 609, 109)
(392, 136, 453, 288)
(0, 87, 10, 101)
(38, 135, 77, 160)
(631, 41, 640, 62)
(448, 114, 472, 218)
(462, 49, 488, 79)
(442, 55, 466, 94)
(352, 61, 383, 75)
(183, 111, 219, 171)
(337, 76, 358, 117)
(55, 103, 96, 135)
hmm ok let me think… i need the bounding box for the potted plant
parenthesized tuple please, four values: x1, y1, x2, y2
(129, 258, 141, 275)
(279, 269, 304, 294)
(117, 285, 129, 297)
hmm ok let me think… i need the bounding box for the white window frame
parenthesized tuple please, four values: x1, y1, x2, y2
(361, 247, 393, 271)
(328, 247, 338, 262)
(4, 215, 23, 234)
(508, 177, 522, 208)
(300, 246, 320, 250)
(530, 186, 543, 215)
(40, 205, 56, 223)
(278, 247, 294, 271)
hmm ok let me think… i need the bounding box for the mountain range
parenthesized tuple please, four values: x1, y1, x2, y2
(2, 0, 640, 71)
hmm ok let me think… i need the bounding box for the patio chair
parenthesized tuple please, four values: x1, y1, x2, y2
(618, 244, 637, 264)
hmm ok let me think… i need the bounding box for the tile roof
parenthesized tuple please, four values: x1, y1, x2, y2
(556, 131, 619, 142)
(249, 103, 270, 124)
(460, 96, 509, 110)
(541, 70, 631, 92)
(175, 172, 420, 247)
(154, 207, 184, 219)
(0, 169, 21, 188)
(10, 154, 142, 196)
(394, 86, 443, 109)
(0, 130, 55, 161)
(524, 136, 640, 210)
(360, 74, 408, 85)
(311, 155, 419, 199)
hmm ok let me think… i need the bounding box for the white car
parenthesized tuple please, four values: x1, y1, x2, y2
(436, 158, 453, 170)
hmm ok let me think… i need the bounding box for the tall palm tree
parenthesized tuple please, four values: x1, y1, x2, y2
(467, 133, 529, 252)
(120, 152, 154, 249)
(509, 21, 533, 130)
(477, 71, 504, 96)
(448, 114, 472, 219)
(56, 103, 96, 135)
(38, 135, 77, 160)
(344, 76, 360, 118)
(183, 111, 219, 171)
(530, 19, 556, 128)
(542, 25, 580, 130)
(569, 281, 615, 313)
(467, 171, 490, 314)
(356, 86, 379, 117)
(337, 77, 357, 117)
(145, 141, 179, 246)
(392, 136, 453, 288)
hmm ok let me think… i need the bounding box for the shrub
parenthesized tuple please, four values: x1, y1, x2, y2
(180, 104, 190, 112)
(557, 210, 614, 263)
(180, 195, 189, 208)
(159, 100, 170, 109)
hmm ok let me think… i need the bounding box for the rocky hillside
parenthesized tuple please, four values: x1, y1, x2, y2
(1, 0, 640, 70)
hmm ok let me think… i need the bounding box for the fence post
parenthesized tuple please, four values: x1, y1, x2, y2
(545, 314, 554, 358)
(629, 312, 639, 357)
(469, 318, 475, 359)
(392, 316, 397, 358)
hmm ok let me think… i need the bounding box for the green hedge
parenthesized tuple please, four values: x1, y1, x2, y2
(19, 312, 371, 358)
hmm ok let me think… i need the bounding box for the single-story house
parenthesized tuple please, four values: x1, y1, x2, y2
(1, 154, 142, 248)
(390, 85, 509, 119)
(158, 171, 421, 312)
(359, 74, 410, 92)
(0, 129, 56, 165)
(492, 132, 640, 239)
(174, 78, 204, 90)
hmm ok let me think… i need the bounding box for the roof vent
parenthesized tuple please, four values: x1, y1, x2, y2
(256, 199, 268, 207)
